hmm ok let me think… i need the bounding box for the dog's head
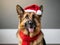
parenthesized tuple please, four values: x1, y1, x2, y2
(16, 5, 43, 34)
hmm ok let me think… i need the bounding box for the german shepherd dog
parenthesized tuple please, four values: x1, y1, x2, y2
(16, 4, 46, 45)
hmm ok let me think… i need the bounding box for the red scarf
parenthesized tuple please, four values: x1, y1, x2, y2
(19, 31, 41, 45)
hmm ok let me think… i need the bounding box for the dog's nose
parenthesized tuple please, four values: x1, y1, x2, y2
(28, 20, 36, 28)
(29, 20, 33, 25)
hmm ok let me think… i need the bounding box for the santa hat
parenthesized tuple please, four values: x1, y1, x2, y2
(24, 4, 42, 15)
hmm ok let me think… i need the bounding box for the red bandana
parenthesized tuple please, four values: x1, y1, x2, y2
(19, 31, 41, 45)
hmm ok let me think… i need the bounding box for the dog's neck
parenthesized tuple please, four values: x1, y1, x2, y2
(21, 29, 40, 37)
(19, 30, 41, 38)
(28, 32, 34, 37)
(22, 31, 34, 37)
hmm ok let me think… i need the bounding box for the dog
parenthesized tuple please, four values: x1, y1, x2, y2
(16, 4, 46, 45)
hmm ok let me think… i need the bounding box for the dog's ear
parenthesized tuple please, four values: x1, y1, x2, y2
(16, 5, 24, 19)
(40, 5, 43, 13)
(38, 5, 43, 18)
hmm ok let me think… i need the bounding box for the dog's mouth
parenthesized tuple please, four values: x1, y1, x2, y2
(25, 24, 35, 33)
(28, 28, 34, 33)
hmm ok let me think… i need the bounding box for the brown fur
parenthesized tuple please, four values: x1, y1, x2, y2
(16, 5, 45, 45)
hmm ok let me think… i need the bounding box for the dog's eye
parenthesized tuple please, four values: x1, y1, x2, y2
(25, 15, 29, 19)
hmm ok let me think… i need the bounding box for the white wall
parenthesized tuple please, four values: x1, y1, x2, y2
(0, 0, 60, 29)
(0, 29, 60, 44)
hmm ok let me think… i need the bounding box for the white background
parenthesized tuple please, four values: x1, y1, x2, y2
(0, 29, 60, 44)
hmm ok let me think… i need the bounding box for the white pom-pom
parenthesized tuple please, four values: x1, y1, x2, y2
(36, 10, 42, 15)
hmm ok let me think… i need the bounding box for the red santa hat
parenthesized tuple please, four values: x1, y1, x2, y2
(24, 4, 42, 15)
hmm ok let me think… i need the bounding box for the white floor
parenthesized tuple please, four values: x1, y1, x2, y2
(0, 29, 60, 44)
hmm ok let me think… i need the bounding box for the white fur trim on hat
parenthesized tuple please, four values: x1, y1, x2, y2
(25, 10, 42, 15)
(25, 9, 36, 13)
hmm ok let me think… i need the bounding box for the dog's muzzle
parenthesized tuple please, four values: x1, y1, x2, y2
(25, 20, 36, 33)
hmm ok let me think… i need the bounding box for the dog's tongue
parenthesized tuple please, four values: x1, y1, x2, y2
(28, 28, 34, 33)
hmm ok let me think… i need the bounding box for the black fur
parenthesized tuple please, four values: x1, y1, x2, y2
(43, 38, 46, 45)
